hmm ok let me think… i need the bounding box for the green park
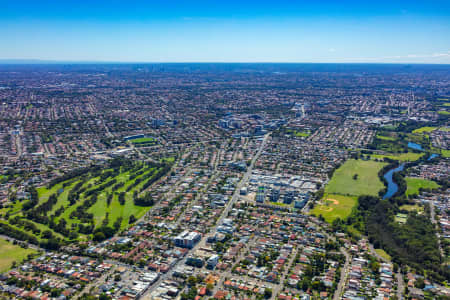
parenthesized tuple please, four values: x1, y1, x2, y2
(405, 177, 440, 197)
(0, 158, 172, 247)
(0, 238, 37, 273)
(370, 152, 424, 162)
(311, 159, 386, 222)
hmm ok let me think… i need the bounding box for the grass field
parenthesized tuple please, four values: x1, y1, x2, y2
(399, 204, 424, 213)
(370, 152, 424, 162)
(294, 131, 310, 137)
(270, 201, 291, 207)
(311, 159, 386, 223)
(405, 177, 440, 197)
(412, 126, 438, 134)
(310, 194, 357, 223)
(286, 129, 310, 137)
(442, 150, 450, 158)
(381, 124, 398, 130)
(325, 159, 387, 196)
(438, 110, 450, 115)
(0, 238, 37, 273)
(376, 134, 396, 141)
(130, 137, 156, 144)
(162, 157, 175, 163)
(375, 248, 391, 261)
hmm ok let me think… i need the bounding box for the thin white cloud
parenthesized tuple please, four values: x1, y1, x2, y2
(336, 51, 450, 63)
(384, 51, 450, 59)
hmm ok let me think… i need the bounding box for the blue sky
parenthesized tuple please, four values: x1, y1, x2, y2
(1, 0, 450, 63)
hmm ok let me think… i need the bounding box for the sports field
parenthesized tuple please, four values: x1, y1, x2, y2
(130, 137, 156, 144)
(405, 177, 440, 197)
(310, 194, 357, 223)
(286, 129, 310, 137)
(325, 159, 386, 196)
(0, 238, 37, 273)
(311, 159, 386, 222)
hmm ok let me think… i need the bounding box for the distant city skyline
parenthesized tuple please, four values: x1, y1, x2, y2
(1, 0, 450, 63)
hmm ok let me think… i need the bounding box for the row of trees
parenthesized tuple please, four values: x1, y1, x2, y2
(133, 192, 154, 206)
(47, 165, 100, 189)
(10, 157, 174, 245)
(0, 223, 39, 245)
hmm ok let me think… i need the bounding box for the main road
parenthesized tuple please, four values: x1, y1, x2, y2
(333, 248, 351, 300)
(211, 133, 269, 231)
(141, 133, 269, 299)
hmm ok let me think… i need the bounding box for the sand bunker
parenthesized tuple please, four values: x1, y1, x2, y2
(326, 198, 340, 205)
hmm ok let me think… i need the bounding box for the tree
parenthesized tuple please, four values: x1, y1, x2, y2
(94, 226, 116, 239)
(118, 192, 126, 205)
(370, 261, 380, 273)
(332, 218, 344, 232)
(129, 214, 137, 224)
(134, 192, 154, 206)
(138, 259, 146, 267)
(40, 238, 61, 250)
(264, 288, 272, 299)
(206, 283, 214, 294)
(298, 279, 310, 291)
(214, 242, 224, 253)
(42, 230, 53, 239)
(99, 293, 111, 300)
(187, 276, 197, 287)
(415, 277, 425, 289)
(93, 231, 105, 241)
(393, 263, 399, 273)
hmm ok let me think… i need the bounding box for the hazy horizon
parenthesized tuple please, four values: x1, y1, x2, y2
(1, 60, 450, 65)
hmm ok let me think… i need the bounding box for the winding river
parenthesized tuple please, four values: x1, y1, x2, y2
(382, 141, 438, 199)
(382, 163, 405, 200)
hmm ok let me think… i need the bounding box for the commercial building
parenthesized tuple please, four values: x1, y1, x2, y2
(174, 231, 201, 249)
